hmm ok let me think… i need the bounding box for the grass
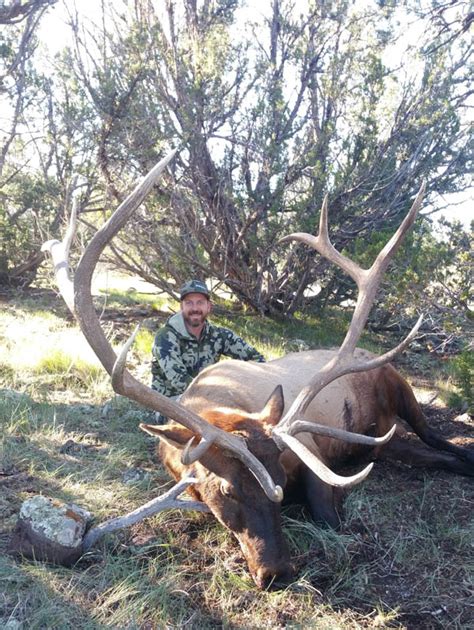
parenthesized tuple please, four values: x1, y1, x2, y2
(0, 287, 473, 629)
(33, 349, 105, 389)
(440, 349, 473, 414)
(97, 287, 169, 313)
(212, 307, 352, 360)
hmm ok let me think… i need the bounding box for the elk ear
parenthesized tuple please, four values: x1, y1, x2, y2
(139, 423, 195, 450)
(259, 385, 285, 426)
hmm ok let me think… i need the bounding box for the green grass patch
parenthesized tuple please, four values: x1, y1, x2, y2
(97, 288, 168, 312)
(133, 328, 154, 356)
(212, 307, 351, 360)
(33, 350, 106, 391)
(436, 355, 473, 414)
(445, 348, 473, 413)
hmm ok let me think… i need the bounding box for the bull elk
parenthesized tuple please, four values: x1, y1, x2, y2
(43, 149, 473, 590)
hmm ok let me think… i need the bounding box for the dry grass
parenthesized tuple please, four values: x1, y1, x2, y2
(0, 289, 473, 629)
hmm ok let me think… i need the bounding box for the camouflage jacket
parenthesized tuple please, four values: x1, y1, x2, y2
(151, 312, 265, 397)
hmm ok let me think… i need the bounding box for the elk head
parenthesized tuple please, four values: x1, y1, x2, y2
(141, 386, 293, 589)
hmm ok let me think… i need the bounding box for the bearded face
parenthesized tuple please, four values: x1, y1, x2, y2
(181, 293, 212, 332)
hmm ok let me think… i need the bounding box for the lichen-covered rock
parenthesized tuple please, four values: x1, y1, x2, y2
(8, 495, 92, 566)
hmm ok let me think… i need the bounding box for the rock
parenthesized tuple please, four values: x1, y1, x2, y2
(8, 495, 92, 566)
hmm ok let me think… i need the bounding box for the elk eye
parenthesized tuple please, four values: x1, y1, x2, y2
(220, 480, 234, 498)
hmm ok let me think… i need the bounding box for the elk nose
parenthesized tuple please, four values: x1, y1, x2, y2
(254, 564, 294, 590)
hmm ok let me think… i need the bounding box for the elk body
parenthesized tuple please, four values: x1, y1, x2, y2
(141, 350, 474, 588)
(43, 150, 473, 590)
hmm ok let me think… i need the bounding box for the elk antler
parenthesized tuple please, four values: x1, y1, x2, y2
(42, 149, 283, 503)
(82, 477, 210, 551)
(272, 184, 426, 485)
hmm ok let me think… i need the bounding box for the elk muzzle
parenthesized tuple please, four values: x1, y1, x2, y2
(235, 522, 293, 590)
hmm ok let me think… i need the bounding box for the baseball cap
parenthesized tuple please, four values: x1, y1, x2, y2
(179, 279, 210, 300)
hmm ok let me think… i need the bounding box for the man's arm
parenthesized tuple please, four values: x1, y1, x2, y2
(220, 328, 265, 362)
(151, 330, 194, 396)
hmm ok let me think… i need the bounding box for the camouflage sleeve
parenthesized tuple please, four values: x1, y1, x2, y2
(220, 328, 266, 362)
(152, 329, 194, 395)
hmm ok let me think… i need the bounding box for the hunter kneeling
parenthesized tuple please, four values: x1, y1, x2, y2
(151, 279, 265, 423)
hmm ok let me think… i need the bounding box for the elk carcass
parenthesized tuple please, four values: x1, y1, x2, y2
(43, 150, 473, 590)
(141, 349, 473, 588)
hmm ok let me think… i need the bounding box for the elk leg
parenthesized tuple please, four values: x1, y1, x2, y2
(385, 369, 474, 471)
(379, 434, 474, 476)
(302, 468, 343, 529)
(407, 423, 474, 470)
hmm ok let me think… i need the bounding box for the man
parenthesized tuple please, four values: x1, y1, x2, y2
(151, 279, 265, 421)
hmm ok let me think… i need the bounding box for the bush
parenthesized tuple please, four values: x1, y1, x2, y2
(447, 349, 473, 413)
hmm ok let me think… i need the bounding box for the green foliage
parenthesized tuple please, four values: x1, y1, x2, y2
(350, 217, 472, 347)
(98, 288, 166, 310)
(134, 328, 154, 357)
(0, 172, 62, 284)
(0, 10, 99, 287)
(1, 0, 472, 340)
(446, 349, 473, 413)
(212, 307, 350, 359)
(51, 0, 471, 326)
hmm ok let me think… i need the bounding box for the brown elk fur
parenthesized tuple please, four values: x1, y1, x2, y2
(142, 349, 473, 588)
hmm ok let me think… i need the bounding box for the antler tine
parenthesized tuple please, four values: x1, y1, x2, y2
(41, 189, 81, 312)
(272, 431, 375, 488)
(181, 436, 217, 465)
(63, 193, 79, 262)
(339, 181, 425, 358)
(43, 149, 284, 504)
(278, 194, 364, 285)
(111, 324, 141, 391)
(288, 423, 397, 446)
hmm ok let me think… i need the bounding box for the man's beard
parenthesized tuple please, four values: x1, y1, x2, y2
(183, 311, 205, 328)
